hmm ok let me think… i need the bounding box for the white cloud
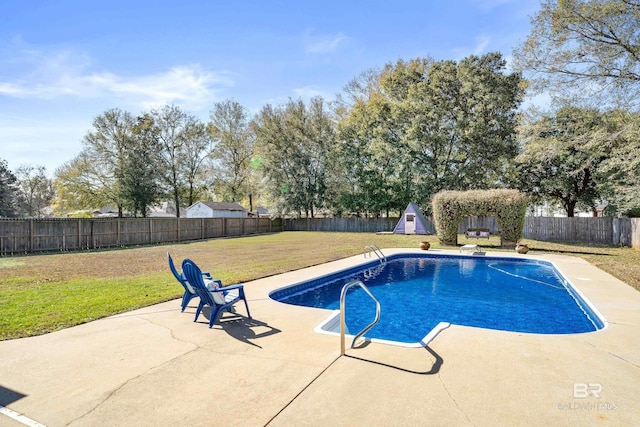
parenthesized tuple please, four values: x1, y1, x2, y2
(0, 47, 234, 110)
(0, 45, 237, 173)
(82, 66, 234, 110)
(292, 86, 327, 99)
(304, 31, 347, 54)
(473, 35, 491, 55)
(452, 34, 492, 59)
(0, 83, 28, 96)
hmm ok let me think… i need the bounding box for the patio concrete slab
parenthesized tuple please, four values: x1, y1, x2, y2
(0, 249, 639, 426)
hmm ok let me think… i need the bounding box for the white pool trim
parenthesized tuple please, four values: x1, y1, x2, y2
(314, 311, 451, 348)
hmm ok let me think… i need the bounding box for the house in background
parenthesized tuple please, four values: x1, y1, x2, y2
(93, 206, 119, 217)
(528, 200, 608, 217)
(91, 202, 186, 218)
(254, 206, 269, 218)
(149, 201, 185, 217)
(185, 201, 248, 218)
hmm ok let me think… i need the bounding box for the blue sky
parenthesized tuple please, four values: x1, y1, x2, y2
(1, 0, 541, 176)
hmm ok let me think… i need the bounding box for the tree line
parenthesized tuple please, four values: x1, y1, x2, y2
(1, 0, 639, 219)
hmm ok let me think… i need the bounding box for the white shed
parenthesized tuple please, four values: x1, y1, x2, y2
(185, 202, 248, 218)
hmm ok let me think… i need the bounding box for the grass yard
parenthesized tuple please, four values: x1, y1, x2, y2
(1, 231, 639, 340)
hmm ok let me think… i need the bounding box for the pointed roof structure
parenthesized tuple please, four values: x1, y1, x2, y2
(393, 202, 431, 235)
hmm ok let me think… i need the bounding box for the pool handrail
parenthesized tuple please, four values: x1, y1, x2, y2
(364, 245, 386, 267)
(340, 279, 381, 355)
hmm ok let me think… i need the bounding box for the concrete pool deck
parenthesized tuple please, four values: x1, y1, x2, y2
(1, 248, 639, 426)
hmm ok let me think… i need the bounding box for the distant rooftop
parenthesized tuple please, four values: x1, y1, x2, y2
(194, 201, 247, 211)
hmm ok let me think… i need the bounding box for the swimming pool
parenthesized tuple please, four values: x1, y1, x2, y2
(269, 253, 605, 346)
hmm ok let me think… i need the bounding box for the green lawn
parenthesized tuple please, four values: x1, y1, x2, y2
(1, 231, 639, 340)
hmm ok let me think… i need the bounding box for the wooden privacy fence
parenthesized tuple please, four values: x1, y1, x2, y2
(284, 217, 399, 233)
(457, 217, 639, 247)
(0, 217, 283, 255)
(442, 216, 638, 247)
(522, 217, 638, 247)
(284, 216, 640, 248)
(285, 217, 489, 234)
(284, 217, 493, 234)
(2, 216, 638, 255)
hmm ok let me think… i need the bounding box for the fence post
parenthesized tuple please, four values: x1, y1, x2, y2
(177, 217, 181, 242)
(28, 219, 34, 253)
(149, 218, 153, 245)
(77, 219, 82, 249)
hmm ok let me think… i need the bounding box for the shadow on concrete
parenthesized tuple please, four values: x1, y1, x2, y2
(0, 385, 25, 407)
(344, 344, 443, 375)
(200, 307, 281, 348)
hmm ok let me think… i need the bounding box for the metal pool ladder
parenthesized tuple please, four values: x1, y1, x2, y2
(340, 279, 381, 355)
(364, 244, 386, 267)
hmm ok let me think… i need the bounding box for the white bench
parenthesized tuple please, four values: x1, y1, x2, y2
(466, 229, 490, 239)
(460, 244, 480, 254)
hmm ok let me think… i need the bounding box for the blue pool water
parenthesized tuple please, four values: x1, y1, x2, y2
(269, 254, 604, 344)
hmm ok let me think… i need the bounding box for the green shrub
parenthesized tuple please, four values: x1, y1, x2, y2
(432, 189, 528, 247)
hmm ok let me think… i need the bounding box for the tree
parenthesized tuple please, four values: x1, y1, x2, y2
(53, 154, 103, 215)
(0, 159, 18, 217)
(54, 109, 135, 217)
(153, 105, 212, 216)
(117, 114, 163, 217)
(400, 53, 524, 195)
(208, 100, 256, 204)
(179, 120, 213, 208)
(253, 97, 337, 217)
(514, 0, 640, 107)
(510, 106, 614, 216)
(14, 165, 54, 217)
(53, 105, 211, 217)
(591, 109, 640, 216)
(333, 68, 381, 119)
(337, 53, 524, 216)
(337, 90, 404, 216)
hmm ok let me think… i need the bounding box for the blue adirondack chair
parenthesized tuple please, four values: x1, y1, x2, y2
(168, 252, 213, 312)
(181, 258, 251, 328)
